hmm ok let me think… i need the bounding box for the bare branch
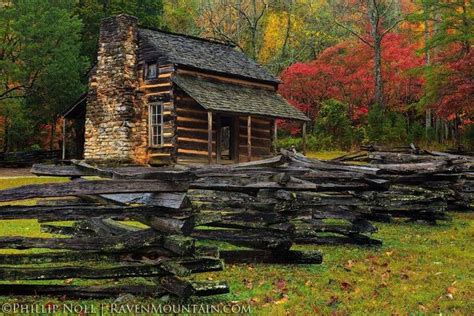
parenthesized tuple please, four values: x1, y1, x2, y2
(334, 20, 374, 48)
(381, 0, 395, 17)
(381, 18, 404, 38)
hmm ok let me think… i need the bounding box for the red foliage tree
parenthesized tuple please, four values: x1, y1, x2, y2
(429, 47, 473, 119)
(279, 33, 424, 126)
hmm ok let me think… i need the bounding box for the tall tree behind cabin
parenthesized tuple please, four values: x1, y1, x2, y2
(331, 0, 405, 109)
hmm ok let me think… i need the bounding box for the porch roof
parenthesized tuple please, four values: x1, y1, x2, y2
(172, 74, 309, 121)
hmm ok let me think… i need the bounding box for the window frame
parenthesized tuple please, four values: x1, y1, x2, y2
(145, 62, 158, 80)
(148, 102, 164, 148)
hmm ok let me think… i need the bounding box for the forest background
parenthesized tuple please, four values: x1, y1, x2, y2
(1, 0, 472, 152)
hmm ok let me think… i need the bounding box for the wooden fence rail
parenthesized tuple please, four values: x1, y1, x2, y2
(1, 148, 471, 299)
(0, 150, 61, 167)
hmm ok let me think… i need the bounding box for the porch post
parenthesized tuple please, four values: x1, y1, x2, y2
(208, 111, 213, 164)
(247, 115, 252, 162)
(232, 116, 240, 163)
(61, 117, 66, 160)
(272, 119, 278, 154)
(216, 115, 221, 163)
(302, 121, 307, 156)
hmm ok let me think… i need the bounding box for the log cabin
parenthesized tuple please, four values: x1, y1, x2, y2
(62, 14, 309, 165)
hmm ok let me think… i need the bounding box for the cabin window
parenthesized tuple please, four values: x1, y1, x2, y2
(146, 63, 157, 80)
(149, 102, 163, 147)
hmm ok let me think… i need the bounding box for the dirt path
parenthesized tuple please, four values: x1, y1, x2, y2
(0, 168, 33, 177)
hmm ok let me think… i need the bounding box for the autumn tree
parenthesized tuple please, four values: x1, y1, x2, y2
(279, 33, 423, 129)
(259, 0, 345, 73)
(410, 0, 473, 143)
(199, 0, 272, 59)
(163, 0, 202, 35)
(330, 0, 406, 109)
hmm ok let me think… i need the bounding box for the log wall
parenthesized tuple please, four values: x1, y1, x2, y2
(137, 61, 176, 165)
(175, 88, 216, 162)
(174, 87, 273, 163)
(238, 116, 272, 160)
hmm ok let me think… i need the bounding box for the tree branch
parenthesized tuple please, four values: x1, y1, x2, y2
(381, 18, 404, 38)
(334, 20, 374, 48)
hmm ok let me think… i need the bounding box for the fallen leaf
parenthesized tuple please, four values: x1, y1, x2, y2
(275, 278, 287, 290)
(418, 304, 427, 312)
(44, 302, 55, 310)
(250, 297, 260, 304)
(327, 295, 339, 307)
(340, 281, 352, 291)
(243, 278, 253, 289)
(64, 278, 74, 285)
(305, 280, 312, 287)
(263, 296, 274, 304)
(385, 251, 393, 257)
(274, 294, 288, 305)
(344, 260, 354, 271)
(447, 286, 457, 294)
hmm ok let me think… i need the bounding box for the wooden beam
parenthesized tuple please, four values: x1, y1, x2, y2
(302, 122, 307, 156)
(176, 69, 276, 90)
(232, 116, 240, 163)
(61, 118, 66, 160)
(272, 119, 278, 154)
(0, 180, 188, 202)
(247, 116, 252, 162)
(216, 115, 222, 164)
(208, 111, 213, 164)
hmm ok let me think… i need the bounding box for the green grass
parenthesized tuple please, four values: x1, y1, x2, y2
(306, 151, 348, 160)
(0, 177, 473, 314)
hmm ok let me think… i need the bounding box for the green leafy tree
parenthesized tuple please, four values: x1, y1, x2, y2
(0, 0, 86, 151)
(314, 99, 355, 150)
(75, 0, 165, 63)
(366, 105, 408, 145)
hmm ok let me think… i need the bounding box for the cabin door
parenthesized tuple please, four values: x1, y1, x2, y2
(217, 115, 238, 162)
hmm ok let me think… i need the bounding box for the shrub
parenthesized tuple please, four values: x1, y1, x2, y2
(365, 105, 408, 145)
(277, 136, 302, 151)
(277, 99, 356, 152)
(313, 99, 354, 150)
(461, 123, 474, 151)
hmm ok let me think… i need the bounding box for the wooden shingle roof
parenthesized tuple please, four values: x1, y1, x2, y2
(138, 28, 279, 84)
(173, 74, 309, 121)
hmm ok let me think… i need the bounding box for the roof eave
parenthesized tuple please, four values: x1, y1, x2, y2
(175, 64, 281, 86)
(61, 92, 87, 118)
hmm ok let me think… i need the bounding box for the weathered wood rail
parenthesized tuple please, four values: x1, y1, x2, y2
(29, 152, 384, 248)
(0, 150, 61, 167)
(2, 148, 468, 299)
(0, 181, 228, 299)
(332, 146, 474, 213)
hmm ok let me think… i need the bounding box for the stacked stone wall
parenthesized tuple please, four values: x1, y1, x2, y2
(84, 14, 148, 164)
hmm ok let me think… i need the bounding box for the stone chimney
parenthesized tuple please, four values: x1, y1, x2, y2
(84, 14, 145, 163)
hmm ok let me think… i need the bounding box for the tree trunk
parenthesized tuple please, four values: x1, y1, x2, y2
(373, 39, 383, 108)
(424, 3, 432, 134)
(368, 0, 384, 108)
(3, 117, 8, 153)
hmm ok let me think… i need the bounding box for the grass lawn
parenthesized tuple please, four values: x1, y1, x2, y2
(306, 151, 349, 160)
(0, 176, 472, 314)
